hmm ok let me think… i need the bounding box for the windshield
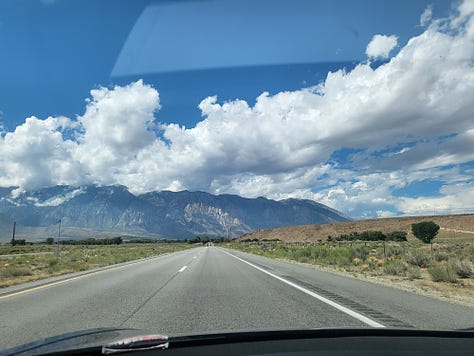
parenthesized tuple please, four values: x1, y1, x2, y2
(1, 0, 473, 351)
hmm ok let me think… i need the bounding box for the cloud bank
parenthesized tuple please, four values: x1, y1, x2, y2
(1, 1, 473, 218)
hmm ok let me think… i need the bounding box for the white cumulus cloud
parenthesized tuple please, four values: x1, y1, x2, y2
(1, 0, 474, 218)
(366, 34, 398, 59)
(0, 116, 83, 190)
(420, 5, 433, 27)
(73, 80, 161, 186)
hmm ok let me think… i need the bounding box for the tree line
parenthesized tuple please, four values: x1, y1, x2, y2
(328, 230, 408, 242)
(187, 236, 227, 244)
(46, 237, 123, 245)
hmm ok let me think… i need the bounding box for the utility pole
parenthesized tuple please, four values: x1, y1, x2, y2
(55, 219, 62, 257)
(11, 220, 16, 246)
(223, 215, 232, 242)
(225, 224, 230, 241)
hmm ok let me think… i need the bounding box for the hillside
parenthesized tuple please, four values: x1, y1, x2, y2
(238, 214, 474, 242)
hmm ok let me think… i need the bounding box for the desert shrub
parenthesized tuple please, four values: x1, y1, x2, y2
(297, 256, 309, 263)
(68, 254, 80, 263)
(464, 246, 474, 263)
(383, 259, 407, 276)
(386, 245, 403, 258)
(428, 265, 457, 283)
(11, 258, 28, 266)
(367, 256, 383, 269)
(433, 251, 448, 262)
(274, 244, 289, 257)
(2, 266, 32, 277)
(406, 266, 421, 280)
(447, 258, 474, 278)
(327, 248, 353, 266)
(405, 249, 431, 267)
(309, 246, 330, 260)
(351, 245, 369, 260)
(301, 248, 313, 258)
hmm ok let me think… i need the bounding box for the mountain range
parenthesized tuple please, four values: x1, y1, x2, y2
(0, 185, 350, 241)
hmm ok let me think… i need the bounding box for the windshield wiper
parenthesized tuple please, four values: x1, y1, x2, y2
(102, 334, 169, 354)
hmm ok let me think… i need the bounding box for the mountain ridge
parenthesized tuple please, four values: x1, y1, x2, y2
(0, 185, 350, 240)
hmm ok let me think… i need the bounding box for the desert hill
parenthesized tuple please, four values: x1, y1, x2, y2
(238, 214, 474, 242)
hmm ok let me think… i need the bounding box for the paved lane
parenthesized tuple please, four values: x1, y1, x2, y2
(0, 248, 200, 348)
(123, 246, 368, 333)
(1, 246, 473, 349)
(224, 248, 474, 330)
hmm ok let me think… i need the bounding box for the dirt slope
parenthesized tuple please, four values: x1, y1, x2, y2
(238, 214, 474, 242)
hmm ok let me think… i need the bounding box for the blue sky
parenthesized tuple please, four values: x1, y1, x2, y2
(0, 0, 449, 128)
(1, 0, 473, 219)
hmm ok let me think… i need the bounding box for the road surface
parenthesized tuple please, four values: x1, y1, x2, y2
(1, 246, 473, 349)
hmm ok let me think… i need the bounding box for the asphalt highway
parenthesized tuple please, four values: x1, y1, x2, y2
(1, 246, 473, 349)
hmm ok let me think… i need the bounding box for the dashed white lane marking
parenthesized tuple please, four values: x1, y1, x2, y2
(221, 250, 385, 328)
(178, 265, 188, 273)
(1, 248, 201, 300)
(193, 256, 197, 259)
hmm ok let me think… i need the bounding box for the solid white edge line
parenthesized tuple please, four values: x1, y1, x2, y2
(178, 265, 188, 273)
(221, 249, 385, 328)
